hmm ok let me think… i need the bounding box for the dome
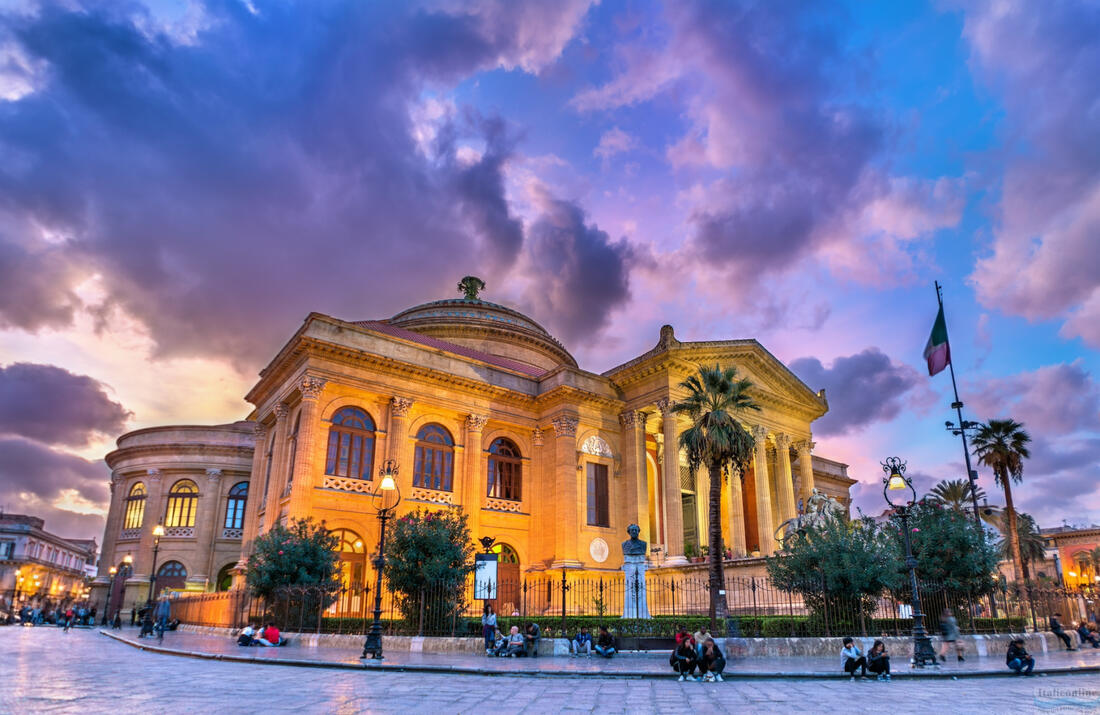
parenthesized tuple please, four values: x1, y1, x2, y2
(390, 295, 577, 372)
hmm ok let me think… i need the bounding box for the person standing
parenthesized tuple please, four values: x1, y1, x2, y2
(154, 596, 171, 641)
(481, 605, 497, 654)
(938, 608, 964, 662)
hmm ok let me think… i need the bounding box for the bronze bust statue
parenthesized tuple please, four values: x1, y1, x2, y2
(621, 523, 647, 556)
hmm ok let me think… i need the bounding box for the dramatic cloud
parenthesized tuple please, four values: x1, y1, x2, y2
(0, 0, 594, 365)
(574, 1, 962, 284)
(0, 362, 130, 446)
(789, 349, 926, 436)
(0, 436, 109, 539)
(963, 1, 1100, 347)
(522, 188, 636, 343)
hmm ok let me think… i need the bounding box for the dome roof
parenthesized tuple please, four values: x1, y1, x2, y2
(389, 297, 576, 372)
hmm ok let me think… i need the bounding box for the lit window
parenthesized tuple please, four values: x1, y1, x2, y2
(487, 438, 522, 501)
(325, 407, 376, 479)
(124, 483, 146, 530)
(413, 424, 454, 491)
(164, 480, 199, 528)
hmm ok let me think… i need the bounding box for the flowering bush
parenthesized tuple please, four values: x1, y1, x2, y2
(383, 507, 475, 627)
(245, 517, 340, 602)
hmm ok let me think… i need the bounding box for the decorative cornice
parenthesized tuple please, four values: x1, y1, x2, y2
(206, 468, 223, 481)
(551, 415, 579, 438)
(390, 396, 413, 418)
(465, 414, 488, 432)
(532, 427, 544, 447)
(298, 375, 327, 401)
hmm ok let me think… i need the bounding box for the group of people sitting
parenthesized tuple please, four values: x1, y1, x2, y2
(569, 626, 617, 657)
(1050, 613, 1100, 650)
(236, 622, 286, 647)
(839, 638, 892, 681)
(670, 624, 726, 682)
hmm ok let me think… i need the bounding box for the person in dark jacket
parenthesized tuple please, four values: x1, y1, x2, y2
(670, 638, 699, 681)
(699, 638, 725, 682)
(524, 622, 541, 657)
(594, 626, 616, 658)
(1049, 613, 1074, 650)
(1077, 622, 1100, 648)
(1006, 638, 1035, 675)
(867, 640, 891, 681)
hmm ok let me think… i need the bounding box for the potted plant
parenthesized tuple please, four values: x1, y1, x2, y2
(699, 545, 710, 563)
(684, 542, 698, 561)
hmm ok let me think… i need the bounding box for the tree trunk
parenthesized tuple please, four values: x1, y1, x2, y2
(708, 460, 727, 630)
(1001, 469, 1026, 584)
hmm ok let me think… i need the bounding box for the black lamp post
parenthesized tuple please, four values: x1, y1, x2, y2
(101, 566, 119, 625)
(361, 459, 402, 660)
(147, 523, 165, 606)
(882, 457, 938, 667)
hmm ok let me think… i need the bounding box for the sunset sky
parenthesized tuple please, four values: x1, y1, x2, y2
(1, 0, 1098, 542)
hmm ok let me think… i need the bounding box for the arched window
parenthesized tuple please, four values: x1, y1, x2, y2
(487, 438, 522, 501)
(123, 482, 146, 530)
(215, 563, 235, 592)
(413, 423, 454, 491)
(325, 407, 376, 479)
(492, 543, 520, 563)
(330, 528, 366, 588)
(284, 411, 301, 496)
(164, 480, 199, 528)
(224, 482, 248, 530)
(155, 560, 188, 592)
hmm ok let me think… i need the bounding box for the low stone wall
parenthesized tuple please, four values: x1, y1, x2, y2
(179, 624, 1080, 658)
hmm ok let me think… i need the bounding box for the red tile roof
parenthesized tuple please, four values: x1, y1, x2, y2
(353, 320, 547, 377)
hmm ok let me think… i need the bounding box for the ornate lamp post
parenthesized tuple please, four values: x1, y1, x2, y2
(147, 523, 165, 606)
(361, 460, 402, 660)
(882, 457, 938, 667)
(101, 566, 119, 625)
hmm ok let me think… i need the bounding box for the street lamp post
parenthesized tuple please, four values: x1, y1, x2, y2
(882, 457, 938, 667)
(101, 566, 119, 625)
(361, 460, 402, 661)
(147, 524, 165, 606)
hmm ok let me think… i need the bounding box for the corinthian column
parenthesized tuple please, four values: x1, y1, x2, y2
(387, 396, 413, 491)
(237, 423, 267, 576)
(726, 465, 747, 558)
(550, 415, 581, 569)
(752, 426, 777, 555)
(98, 473, 126, 579)
(774, 433, 797, 524)
(657, 399, 685, 563)
(135, 468, 165, 584)
(619, 410, 649, 544)
(795, 440, 816, 510)
(287, 376, 326, 517)
(190, 468, 223, 586)
(463, 414, 487, 538)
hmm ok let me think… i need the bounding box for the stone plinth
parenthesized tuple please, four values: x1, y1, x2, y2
(621, 554, 650, 619)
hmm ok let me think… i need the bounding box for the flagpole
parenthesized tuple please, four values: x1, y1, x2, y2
(935, 281, 983, 529)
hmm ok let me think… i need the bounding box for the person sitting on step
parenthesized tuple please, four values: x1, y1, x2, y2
(594, 625, 616, 658)
(699, 638, 725, 682)
(670, 636, 699, 682)
(868, 640, 891, 681)
(1006, 638, 1035, 675)
(841, 637, 869, 680)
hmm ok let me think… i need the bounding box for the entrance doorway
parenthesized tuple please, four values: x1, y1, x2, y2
(682, 493, 698, 554)
(490, 543, 520, 616)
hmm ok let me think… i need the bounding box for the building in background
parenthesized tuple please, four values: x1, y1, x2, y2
(1041, 524, 1100, 588)
(0, 513, 97, 616)
(91, 282, 854, 614)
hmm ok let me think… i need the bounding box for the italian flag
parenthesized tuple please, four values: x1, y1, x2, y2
(923, 305, 951, 376)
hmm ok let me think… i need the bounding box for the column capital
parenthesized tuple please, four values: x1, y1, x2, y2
(794, 439, 815, 454)
(774, 433, 792, 450)
(273, 402, 290, 421)
(146, 468, 162, 482)
(298, 375, 327, 401)
(465, 414, 488, 432)
(751, 424, 769, 441)
(390, 396, 413, 417)
(550, 415, 579, 438)
(619, 410, 645, 428)
(252, 422, 267, 441)
(655, 398, 673, 416)
(532, 427, 544, 447)
(205, 468, 223, 481)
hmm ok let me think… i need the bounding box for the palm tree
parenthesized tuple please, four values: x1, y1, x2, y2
(673, 364, 760, 627)
(928, 479, 987, 512)
(971, 419, 1032, 582)
(999, 511, 1047, 580)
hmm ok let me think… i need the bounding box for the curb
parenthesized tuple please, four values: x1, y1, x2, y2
(98, 631, 1100, 681)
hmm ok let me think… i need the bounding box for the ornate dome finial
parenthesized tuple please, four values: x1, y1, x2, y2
(457, 276, 485, 300)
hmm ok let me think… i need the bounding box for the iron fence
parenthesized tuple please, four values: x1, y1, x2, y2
(171, 570, 1099, 639)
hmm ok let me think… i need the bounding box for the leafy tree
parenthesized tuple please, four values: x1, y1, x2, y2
(245, 518, 340, 601)
(383, 508, 475, 628)
(927, 478, 986, 513)
(895, 500, 999, 594)
(995, 511, 1047, 580)
(672, 364, 760, 627)
(767, 512, 902, 632)
(971, 419, 1032, 582)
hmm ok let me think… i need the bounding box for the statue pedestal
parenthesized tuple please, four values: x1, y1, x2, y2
(621, 554, 650, 619)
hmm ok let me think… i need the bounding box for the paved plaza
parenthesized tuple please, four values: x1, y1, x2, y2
(4, 627, 1100, 713)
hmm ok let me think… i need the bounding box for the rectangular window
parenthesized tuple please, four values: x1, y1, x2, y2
(586, 463, 609, 527)
(0, 542, 12, 559)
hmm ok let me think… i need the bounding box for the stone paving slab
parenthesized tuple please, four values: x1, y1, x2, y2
(99, 627, 1100, 679)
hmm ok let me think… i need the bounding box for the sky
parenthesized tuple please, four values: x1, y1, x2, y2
(0, 0, 1098, 542)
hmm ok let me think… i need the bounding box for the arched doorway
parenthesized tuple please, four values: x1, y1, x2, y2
(215, 563, 235, 592)
(329, 528, 367, 617)
(490, 543, 520, 616)
(155, 561, 188, 594)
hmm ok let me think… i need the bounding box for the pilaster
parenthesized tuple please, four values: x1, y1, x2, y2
(619, 410, 649, 544)
(550, 415, 581, 569)
(388, 396, 413, 492)
(190, 468, 222, 583)
(287, 375, 327, 518)
(238, 422, 267, 574)
(134, 468, 164, 580)
(657, 399, 685, 563)
(463, 414, 487, 538)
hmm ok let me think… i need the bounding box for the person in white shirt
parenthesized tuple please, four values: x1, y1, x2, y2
(841, 637, 868, 680)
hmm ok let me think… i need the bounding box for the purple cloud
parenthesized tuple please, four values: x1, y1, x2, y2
(0, 0, 594, 365)
(789, 348, 926, 436)
(0, 362, 130, 446)
(965, 361, 1100, 435)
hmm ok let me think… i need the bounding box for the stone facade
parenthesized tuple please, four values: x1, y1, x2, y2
(95, 287, 852, 605)
(91, 423, 255, 612)
(0, 514, 97, 615)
